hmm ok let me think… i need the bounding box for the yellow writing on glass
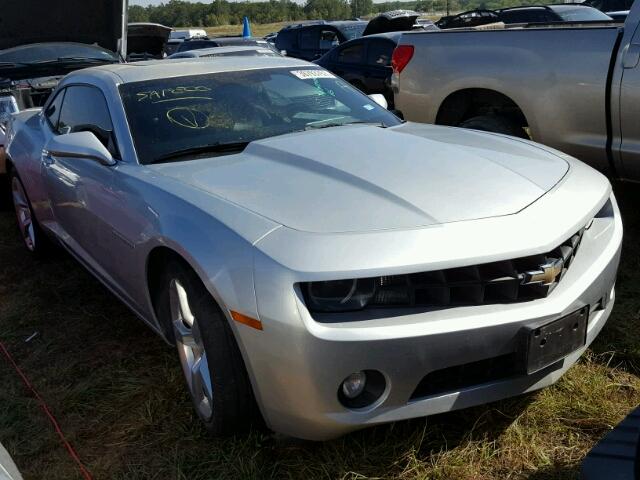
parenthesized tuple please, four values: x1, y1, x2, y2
(166, 107, 210, 129)
(137, 86, 212, 103)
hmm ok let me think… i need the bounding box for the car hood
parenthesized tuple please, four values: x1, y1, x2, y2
(363, 10, 420, 35)
(127, 23, 172, 57)
(150, 123, 569, 234)
(0, 0, 124, 52)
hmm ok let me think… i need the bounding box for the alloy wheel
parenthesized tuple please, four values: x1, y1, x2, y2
(11, 176, 35, 251)
(169, 278, 214, 421)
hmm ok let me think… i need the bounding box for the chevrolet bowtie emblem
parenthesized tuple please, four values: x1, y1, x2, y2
(522, 258, 564, 286)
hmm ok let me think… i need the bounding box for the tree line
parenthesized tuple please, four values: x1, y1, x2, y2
(128, 0, 550, 27)
(129, 0, 359, 26)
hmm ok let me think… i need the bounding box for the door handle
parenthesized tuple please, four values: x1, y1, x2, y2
(623, 43, 640, 69)
(42, 150, 55, 166)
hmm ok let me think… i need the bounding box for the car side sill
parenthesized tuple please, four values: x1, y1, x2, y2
(58, 238, 168, 342)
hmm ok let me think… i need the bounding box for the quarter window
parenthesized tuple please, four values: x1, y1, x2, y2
(338, 43, 364, 64)
(44, 89, 66, 131)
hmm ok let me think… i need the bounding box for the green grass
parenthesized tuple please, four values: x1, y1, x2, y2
(1, 183, 639, 479)
(205, 22, 288, 38)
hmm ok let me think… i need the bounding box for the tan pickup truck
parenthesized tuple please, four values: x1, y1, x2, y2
(391, 4, 640, 180)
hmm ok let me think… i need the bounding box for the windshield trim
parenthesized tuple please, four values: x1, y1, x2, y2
(118, 66, 400, 166)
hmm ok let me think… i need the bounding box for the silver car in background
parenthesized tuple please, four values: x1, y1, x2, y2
(5, 57, 622, 440)
(167, 45, 281, 59)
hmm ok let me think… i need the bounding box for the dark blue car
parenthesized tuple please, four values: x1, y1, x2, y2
(314, 32, 400, 108)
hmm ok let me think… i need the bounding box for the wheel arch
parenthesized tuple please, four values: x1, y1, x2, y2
(145, 245, 207, 342)
(435, 88, 529, 128)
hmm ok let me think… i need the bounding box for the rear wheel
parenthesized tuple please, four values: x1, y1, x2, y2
(458, 115, 529, 139)
(10, 170, 50, 256)
(156, 261, 260, 435)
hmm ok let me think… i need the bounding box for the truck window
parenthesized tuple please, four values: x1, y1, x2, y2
(299, 29, 318, 50)
(319, 29, 339, 51)
(338, 43, 364, 64)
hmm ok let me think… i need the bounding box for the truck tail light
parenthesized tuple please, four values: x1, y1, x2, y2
(392, 45, 414, 74)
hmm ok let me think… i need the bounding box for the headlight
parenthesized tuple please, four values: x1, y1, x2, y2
(303, 278, 375, 312)
(302, 275, 415, 313)
(594, 198, 614, 218)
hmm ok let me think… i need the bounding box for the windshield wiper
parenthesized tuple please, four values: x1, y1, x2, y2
(149, 141, 250, 164)
(304, 120, 388, 131)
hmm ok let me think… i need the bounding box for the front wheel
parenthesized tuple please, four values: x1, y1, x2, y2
(458, 115, 529, 139)
(156, 261, 260, 435)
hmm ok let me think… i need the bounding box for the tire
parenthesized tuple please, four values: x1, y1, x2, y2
(458, 115, 529, 139)
(155, 260, 260, 436)
(9, 169, 51, 256)
(0, 174, 11, 211)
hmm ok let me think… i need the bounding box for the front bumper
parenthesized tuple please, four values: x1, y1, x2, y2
(243, 192, 622, 440)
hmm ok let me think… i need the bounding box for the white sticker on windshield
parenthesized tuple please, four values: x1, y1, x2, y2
(290, 69, 335, 79)
(363, 104, 375, 111)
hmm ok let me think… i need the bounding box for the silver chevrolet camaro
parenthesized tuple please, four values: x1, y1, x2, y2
(5, 57, 622, 440)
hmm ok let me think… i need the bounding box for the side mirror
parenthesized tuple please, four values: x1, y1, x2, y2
(44, 131, 116, 166)
(368, 93, 388, 110)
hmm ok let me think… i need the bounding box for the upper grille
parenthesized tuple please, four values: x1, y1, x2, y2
(369, 229, 584, 309)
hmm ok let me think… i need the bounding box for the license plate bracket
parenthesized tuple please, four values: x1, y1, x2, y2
(523, 306, 589, 375)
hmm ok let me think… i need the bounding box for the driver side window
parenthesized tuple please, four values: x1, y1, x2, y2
(57, 85, 119, 158)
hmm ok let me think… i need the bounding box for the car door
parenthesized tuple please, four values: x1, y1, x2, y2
(334, 41, 366, 89)
(298, 27, 321, 60)
(18, 88, 66, 230)
(618, 25, 640, 179)
(363, 39, 395, 101)
(41, 84, 122, 275)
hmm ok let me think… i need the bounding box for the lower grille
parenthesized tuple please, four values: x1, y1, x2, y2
(370, 229, 584, 308)
(409, 353, 520, 400)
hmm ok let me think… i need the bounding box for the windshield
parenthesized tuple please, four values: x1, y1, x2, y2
(119, 67, 401, 165)
(553, 6, 613, 20)
(0, 43, 118, 64)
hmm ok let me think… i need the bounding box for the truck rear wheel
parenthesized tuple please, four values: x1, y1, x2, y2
(459, 115, 528, 139)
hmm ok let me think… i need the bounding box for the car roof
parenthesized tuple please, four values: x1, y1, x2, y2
(361, 32, 403, 41)
(75, 56, 312, 84)
(546, 3, 600, 10)
(169, 45, 277, 58)
(498, 3, 599, 11)
(337, 31, 403, 43)
(281, 20, 366, 30)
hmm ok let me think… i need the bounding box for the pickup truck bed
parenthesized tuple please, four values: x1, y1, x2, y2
(392, 16, 640, 179)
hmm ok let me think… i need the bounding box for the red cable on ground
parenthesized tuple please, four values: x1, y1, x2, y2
(0, 341, 94, 480)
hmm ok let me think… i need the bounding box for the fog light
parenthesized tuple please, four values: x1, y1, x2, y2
(341, 371, 367, 399)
